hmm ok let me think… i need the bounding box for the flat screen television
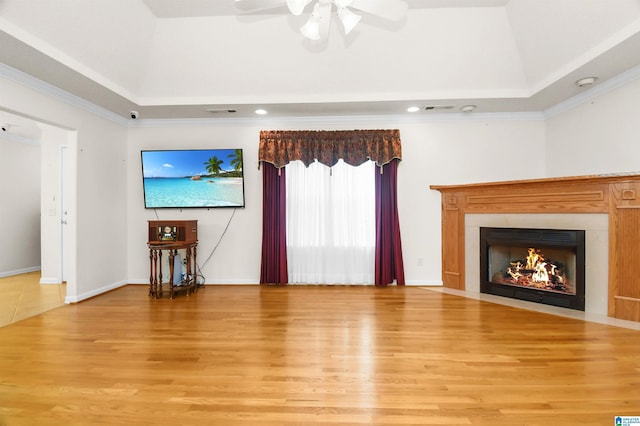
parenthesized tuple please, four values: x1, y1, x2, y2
(141, 149, 245, 209)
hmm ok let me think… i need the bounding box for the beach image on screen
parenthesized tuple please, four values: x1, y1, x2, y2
(141, 149, 245, 208)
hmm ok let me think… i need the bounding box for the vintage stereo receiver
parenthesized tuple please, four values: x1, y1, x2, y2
(148, 220, 198, 244)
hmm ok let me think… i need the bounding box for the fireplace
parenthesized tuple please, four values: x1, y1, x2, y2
(480, 227, 585, 311)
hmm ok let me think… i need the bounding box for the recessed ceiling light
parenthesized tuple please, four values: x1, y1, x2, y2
(255, 109, 267, 115)
(461, 105, 476, 113)
(575, 77, 598, 87)
(407, 106, 420, 113)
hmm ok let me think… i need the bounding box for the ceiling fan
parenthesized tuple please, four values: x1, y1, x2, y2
(234, 0, 408, 40)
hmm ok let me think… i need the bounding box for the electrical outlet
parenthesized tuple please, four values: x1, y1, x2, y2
(417, 257, 424, 266)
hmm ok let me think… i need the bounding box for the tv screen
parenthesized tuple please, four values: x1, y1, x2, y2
(141, 149, 245, 209)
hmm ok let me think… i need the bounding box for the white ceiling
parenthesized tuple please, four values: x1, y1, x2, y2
(1, 0, 640, 123)
(142, 0, 511, 18)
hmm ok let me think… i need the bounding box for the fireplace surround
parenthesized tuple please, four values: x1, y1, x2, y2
(431, 173, 640, 322)
(479, 227, 585, 311)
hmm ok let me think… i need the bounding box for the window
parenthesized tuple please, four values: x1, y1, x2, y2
(286, 159, 375, 284)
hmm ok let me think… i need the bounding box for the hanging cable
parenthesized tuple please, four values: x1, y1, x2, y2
(194, 208, 237, 285)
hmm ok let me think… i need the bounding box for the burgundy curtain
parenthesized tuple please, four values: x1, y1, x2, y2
(259, 129, 405, 286)
(375, 159, 405, 286)
(260, 163, 288, 284)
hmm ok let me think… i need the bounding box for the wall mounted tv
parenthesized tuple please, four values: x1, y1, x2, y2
(141, 149, 245, 209)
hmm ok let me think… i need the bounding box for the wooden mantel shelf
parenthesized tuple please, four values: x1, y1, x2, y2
(430, 173, 640, 322)
(430, 172, 640, 191)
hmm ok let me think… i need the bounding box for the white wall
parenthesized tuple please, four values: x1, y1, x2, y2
(127, 124, 263, 285)
(398, 118, 546, 284)
(127, 116, 547, 285)
(7, 63, 640, 298)
(122, 73, 640, 291)
(7, 65, 640, 299)
(0, 132, 40, 275)
(72, 116, 128, 301)
(0, 73, 129, 302)
(546, 76, 640, 176)
(4, 65, 548, 297)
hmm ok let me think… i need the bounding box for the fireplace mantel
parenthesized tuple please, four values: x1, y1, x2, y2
(431, 173, 640, 322)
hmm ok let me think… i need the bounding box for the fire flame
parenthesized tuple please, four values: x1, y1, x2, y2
(525, 247, 549, 283)
(525, 247, 541, 270)
(503, 247, 566, 291)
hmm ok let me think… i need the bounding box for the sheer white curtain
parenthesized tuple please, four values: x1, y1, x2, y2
(286, 159, 375, 284)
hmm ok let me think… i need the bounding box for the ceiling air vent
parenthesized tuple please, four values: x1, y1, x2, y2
(424, 105, 455, 111)
(205, 108, 237, 114)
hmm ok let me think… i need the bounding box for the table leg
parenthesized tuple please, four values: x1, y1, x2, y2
(149, 248, 155, 297)
(147, 243, 197, 299)
(158, 250, 163, 298)
(193, 245, 198, 291)
(185, 247, 192, 295)
(168, 249, 176, 299)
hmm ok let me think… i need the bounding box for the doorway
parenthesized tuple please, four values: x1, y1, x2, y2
(0, 108, 77, 314)
(39, 123, 77, 302)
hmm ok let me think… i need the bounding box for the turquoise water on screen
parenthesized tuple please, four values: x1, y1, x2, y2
(143, 177, 244, 208)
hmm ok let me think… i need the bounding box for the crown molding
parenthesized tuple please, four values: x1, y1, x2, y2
(0, 131, 40, 146)
(544, 63, 640, 119)
(0, 63, 128, 127)
(132, 110, 545, 129)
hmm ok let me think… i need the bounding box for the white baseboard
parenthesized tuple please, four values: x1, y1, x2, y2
(127, 279, 441, 286)
(65, 279, 127, 304)
(40, 277, 62, 284)
(405, 280, 443, 286)
(0, 266, 40, 278)
(205, 280, 260, 285)
(128, 278, 260, 285)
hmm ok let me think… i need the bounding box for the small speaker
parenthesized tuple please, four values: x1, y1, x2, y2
(149, 226, 158, 242)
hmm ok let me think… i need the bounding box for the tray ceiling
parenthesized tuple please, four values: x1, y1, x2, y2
(1, 0, 640, 121)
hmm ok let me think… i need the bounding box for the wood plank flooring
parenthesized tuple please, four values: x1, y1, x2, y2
(0, 284, 639, 425)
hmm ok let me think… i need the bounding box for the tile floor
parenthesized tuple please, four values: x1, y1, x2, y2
(0, 271, 66, 327)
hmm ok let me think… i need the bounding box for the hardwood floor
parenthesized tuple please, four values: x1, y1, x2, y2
(0, 271, 66, 327)
(0, 284, 639, 425)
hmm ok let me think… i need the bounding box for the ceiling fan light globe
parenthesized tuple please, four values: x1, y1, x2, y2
(337, 7, 361, 34)
(300, 17, 321, 40)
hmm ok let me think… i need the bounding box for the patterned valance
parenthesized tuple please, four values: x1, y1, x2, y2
(258, 129, 402, 169)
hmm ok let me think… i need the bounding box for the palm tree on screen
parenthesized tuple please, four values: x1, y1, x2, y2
(204, 156, 223, 176)
(228, 149, 243, 172)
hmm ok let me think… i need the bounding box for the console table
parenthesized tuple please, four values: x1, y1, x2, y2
(148, 242, 198, 299)
(147, 220, 198, 299)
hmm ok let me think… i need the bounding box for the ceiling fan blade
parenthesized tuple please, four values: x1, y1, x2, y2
(287, 0, 312, 15)
(234, 0, 287, 12)
(349, 0, 408, 21)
